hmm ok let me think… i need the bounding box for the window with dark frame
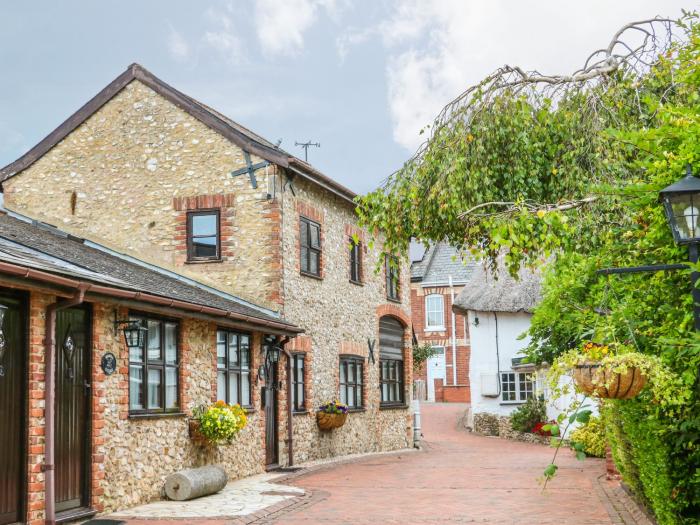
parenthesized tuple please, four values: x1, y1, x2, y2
(339, 356, 363, 409)
(128, 316, 179, 414)
(379, 316, 405, 406)
(187, 210, 220, 261)
(349, 237, 362, 283)
(385, 255, 400, 301)
(300, 217, 321, 276)
(216, 330, 252, 407)
(292, 353, 306, 411)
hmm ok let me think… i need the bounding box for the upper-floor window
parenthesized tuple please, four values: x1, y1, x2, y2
(379, 316, 405, 406)
(501, 371, 535, 403)
(216, 330, 252, 407)
(425, 294, 445, 330)
(292, 353, 306, 412)
(129, 316, 179, 415)
(187, 210, 220, 261)
(385, 255, 400, 301)
(339, 356, 364, 409)
(349, 238, 362, 284)
(300, 217, 321, 277)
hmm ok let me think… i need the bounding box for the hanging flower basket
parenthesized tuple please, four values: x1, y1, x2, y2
(573, 361, 647, 399)
(316, 411, 348, 431)
(316, 401, 349, 431)
(188, 418, 211, 446)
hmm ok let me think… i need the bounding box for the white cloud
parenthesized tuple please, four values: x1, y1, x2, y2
(167, 23, 192, 63)
(254, 0, 341, 57)
(365, 0, 692, 152)
(201, 4, 246, 64)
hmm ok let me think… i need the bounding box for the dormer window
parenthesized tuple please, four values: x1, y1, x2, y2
(187, 210, 220, 261)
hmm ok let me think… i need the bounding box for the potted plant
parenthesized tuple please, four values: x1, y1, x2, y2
(189, 400, 248, 446)
(571, 342, 647, 399)
(316, 400, 348, 431)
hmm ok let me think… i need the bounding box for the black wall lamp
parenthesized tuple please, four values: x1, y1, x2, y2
(113, 312, 147, 348)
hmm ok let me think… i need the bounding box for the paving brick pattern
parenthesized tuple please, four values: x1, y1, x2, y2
(273, 403, 652, 524)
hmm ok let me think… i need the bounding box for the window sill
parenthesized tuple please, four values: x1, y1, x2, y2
(347, 407, 366, 413)
(386, 297, 401, 304)
(128, 411, 187, 420)
(499, 402, 526, 406)
(185, 258, 223, 264)
(300, 271, 323, 281)
(293, 409, 309, 416)
(379, 403, 408, 411)
(424, 327, 446, 333)
(349, 279, 364, 286)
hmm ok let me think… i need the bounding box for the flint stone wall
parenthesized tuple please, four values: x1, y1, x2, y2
(473, 412, 549, 445)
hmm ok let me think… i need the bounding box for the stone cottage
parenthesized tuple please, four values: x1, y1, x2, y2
(410, 243, 473, 402)
(0, 63, 413, 523)
(0, 211, 301, 525)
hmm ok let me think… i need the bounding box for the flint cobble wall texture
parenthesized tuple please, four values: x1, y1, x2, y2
(3, 77, 413, 515)
(3, 80, 282, 310)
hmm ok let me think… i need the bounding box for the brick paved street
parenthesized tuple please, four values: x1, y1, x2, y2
(273, 403, 640, 525)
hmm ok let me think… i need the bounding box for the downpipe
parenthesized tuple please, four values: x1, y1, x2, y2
(44, 285, 89, 525)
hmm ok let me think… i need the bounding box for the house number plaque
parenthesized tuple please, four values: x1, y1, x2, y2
(101, 352, 117, 376)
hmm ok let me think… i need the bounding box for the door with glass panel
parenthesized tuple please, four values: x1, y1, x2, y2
(0, 291, 26, 525)
(55, 306, 90, 515)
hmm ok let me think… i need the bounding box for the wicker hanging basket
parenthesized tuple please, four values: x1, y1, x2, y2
(188, 418, 212, 446)
(573, 362, 647, 399)
(316, 411, 347, 431)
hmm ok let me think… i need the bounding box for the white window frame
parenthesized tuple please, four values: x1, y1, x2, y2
(424, 294, 445, 331)
(500, 370, 536, 404)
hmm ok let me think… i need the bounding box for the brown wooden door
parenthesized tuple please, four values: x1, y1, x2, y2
(55, 307, 90, 514)
(0, 292, 26, 525)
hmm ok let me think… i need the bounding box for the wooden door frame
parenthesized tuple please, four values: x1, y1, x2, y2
(0, 288, 29, 525)
(264, 361, 279, 469)
(54, 303, 93, 520)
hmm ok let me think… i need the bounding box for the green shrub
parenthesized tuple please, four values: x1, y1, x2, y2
(510, 396, 547, 433)
(570, 415, 606, 458)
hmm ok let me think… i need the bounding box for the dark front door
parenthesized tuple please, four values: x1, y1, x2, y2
(0, 292, 26, 525)
(55, 307, 90, 514)
(262, 338, 279, 467)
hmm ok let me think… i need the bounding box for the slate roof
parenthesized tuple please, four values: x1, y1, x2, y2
(451, 260, 542, 314)
(410, 242, 476, 284)
(0, 212, 300, 332)
(0, 63, 356, 204)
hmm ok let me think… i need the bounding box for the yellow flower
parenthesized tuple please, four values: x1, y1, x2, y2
(537, 210, 546, 219)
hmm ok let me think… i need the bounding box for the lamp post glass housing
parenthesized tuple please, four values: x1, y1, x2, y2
(660, 165, 700, 244)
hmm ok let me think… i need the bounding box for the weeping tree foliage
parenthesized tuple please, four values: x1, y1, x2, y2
(357, 16, 686, 274)
(358, 14, 700, 523)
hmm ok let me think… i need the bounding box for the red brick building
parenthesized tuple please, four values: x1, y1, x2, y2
(410, 243, 473, 403)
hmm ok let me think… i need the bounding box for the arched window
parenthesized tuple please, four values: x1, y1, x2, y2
(424, 294, 445, 330)
(379, 316, 405, 406)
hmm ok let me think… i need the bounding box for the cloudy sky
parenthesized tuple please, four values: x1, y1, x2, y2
(0, 1, 693, 194)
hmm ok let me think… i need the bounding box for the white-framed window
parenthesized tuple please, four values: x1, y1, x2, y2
(501, 371, 535, 403)
(425, 294, 445, 330)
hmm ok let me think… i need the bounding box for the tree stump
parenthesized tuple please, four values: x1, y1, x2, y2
(164, 465, 227, 501)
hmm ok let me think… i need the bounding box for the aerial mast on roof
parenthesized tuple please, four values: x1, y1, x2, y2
(294, 140, 320, 162)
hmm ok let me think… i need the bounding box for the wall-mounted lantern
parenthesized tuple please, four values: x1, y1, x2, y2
(660, 165, 700, 245)
(114, 314, 147, 348)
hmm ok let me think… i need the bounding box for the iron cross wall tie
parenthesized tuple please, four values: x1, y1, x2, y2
(230, 150, 270, 189)
(367, 338, 376, 364)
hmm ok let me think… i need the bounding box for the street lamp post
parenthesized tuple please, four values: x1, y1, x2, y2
(659, 165, 700, 330)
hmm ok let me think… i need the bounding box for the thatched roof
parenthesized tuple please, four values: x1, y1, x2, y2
(452, 261, 542, 314)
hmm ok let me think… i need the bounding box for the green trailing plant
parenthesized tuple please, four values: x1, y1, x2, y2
(509, 396, 547, 433)
(412, 343, 440, 373)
